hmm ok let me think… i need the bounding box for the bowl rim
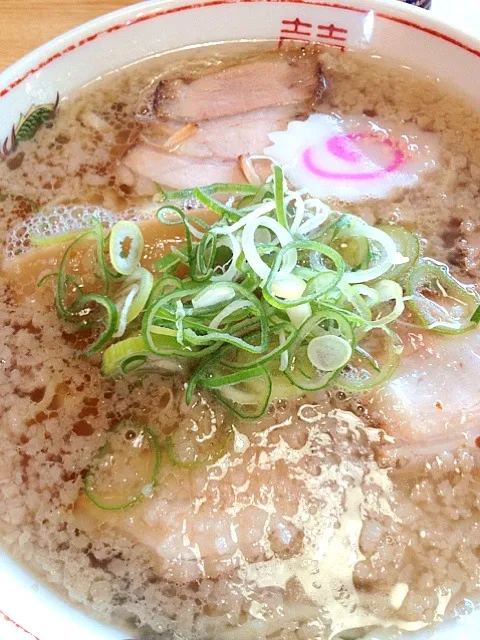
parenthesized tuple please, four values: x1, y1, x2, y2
(0, 0, 480, 103)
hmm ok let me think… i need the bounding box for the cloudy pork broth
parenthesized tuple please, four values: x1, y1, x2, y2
(1, 44, 480, 640)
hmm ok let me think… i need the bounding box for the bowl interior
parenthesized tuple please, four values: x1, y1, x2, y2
(0, 1, 479, 639)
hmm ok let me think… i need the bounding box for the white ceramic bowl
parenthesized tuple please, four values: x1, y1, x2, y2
(0, 1, 479, 638)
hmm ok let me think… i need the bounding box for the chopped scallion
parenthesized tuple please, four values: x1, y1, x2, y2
(44, 169, 477, 421)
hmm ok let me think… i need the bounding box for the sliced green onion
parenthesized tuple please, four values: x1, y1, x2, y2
(153, 252, 184, 275)
(340, 221, 404, 284)
(75, 293, 118, 357)
(157, 204, 199, 276)
(150, 275, 183, 299)
(471, 305, 480, 323)
(192, 284, 235, 309)
(37, 272, 59, 288)
(175, 299, 186, 344)
(109, 220, 144, 276)
(269, 273, 311, 328)
(353, 284, 380, 306)
(46, 166, 466, 419)
(113, 267, 154, 338)
(194, 187, 254, 222)
(161, 182, 258, 202)
(183, 319, 268, 353)
(84, 422, 160, 510)
(242, 215, 295, 280)
(285, 310, 354, 391)
(211, 232, 241, 282)
(337, 281, 372, 322)
(273, 165, 287, 228)
(102, 335, 185, 377)
(264, 241, 345, 309)
(55, 230, 94, 320)
(198, 361, 272, 419)
(332, 234, 370, 271)
(143, 296, 223, 359)
(316, 214, 351, 245)
(91, 216, 121, 283)
(166, 420, 233, 468)
(307, 334, 352, 372)
(269, 370, 303, 401)
(209, 300, 251, 329)
(144, 282, 269, 355)
(368, 279, 405, 327)
(377, 224, 420, 280)
(123, 267, 154, 322)
(30, 229, 86, 247)
(303, 270, 340, 290)
(194, 230, 217, 281)
(336, 327, 403, 392)
(406, 259, 479, 334)
(222, 322, 297, 370)
(354, 345, 381, 373)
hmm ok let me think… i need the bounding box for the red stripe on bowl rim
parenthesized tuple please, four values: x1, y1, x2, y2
(0, 0, 480, 99)
(1, 611, 40, 640)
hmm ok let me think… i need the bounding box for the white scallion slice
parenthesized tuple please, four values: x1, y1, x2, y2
(377, 223, 420, 280)
(192, 285, 235, 309)
(209, 300, 251, 329)
(286, 193, 305, 234)
(336, 328, 403, 392)
(270, 273, 306, 299)
(296, 212, 329, 237)
(342, 225, 403, 284)
(242, 215, 296, 280)
(278, 327, 289, 371)
(114, 285, 139, 338)
(287, 304, 312, 329)
(353, 284, 380, 306)
(103, 335, 183, 377)
(216, 199, 276, 236)
(109, 220, 144, 276)
(369, 279, 405, 327)
(113, 267, 154, 337)
(211, 232, 241, 282)
(270, 274, 311, 328)
(337, 281, 372, 321)
(307, 335, 352, 372)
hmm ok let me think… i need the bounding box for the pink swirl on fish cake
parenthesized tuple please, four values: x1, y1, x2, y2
(302, 132, 405, 181)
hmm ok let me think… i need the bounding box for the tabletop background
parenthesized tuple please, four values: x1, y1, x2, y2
(0, 0, 478, 72)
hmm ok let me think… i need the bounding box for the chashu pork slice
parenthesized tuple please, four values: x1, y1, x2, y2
(123, 103, 310, 188)
(142, 104, 310, 160)
(122, 143, 245, 189)
(367, 328, 480, 453)
(154, 51, 324, 122)
(123, 51, 325, 190)
(74, 402, 378, 586)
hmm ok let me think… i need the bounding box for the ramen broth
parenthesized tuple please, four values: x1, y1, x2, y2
(1, 44, 480, 640)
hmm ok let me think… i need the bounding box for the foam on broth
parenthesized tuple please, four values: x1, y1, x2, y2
(0, 44, 480, 639)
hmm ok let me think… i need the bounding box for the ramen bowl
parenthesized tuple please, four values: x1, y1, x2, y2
(0, 0, 479, 639)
